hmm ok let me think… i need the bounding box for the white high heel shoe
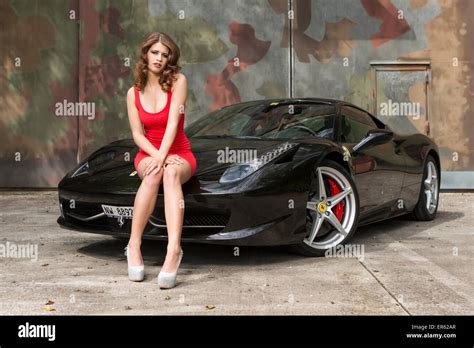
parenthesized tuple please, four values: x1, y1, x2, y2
(124, 244, 144, 282)
(158, 249, 183, 289)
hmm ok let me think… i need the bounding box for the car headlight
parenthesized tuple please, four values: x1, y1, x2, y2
(71, 161, 89, 177)
(219, 142, 298, 184)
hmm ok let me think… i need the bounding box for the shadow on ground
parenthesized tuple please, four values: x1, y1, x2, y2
(77, 210, 463, 267)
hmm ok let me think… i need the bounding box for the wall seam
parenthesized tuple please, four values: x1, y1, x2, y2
(288, 0, 294, 98)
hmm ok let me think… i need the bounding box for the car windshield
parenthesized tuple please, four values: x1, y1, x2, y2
(185, 102, 336, 140)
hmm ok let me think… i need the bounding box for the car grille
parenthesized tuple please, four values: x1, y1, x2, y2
(61, 199, 229, 229)
(150, 212, 229, 228)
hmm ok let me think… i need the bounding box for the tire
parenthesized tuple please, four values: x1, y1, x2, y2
(291, 160, 360, 257)
(412, 155, 439, 221)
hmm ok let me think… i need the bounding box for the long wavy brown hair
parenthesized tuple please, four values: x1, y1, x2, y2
(134, 32, 181, 92)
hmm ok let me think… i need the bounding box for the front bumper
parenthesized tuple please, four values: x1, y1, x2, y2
(57, 188, 308, 246)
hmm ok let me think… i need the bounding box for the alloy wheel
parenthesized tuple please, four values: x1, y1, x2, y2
(305, 166, 357, 250)
(424, 161, 438, 214)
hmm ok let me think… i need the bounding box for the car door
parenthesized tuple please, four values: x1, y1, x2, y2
(339, 105, 406, 217)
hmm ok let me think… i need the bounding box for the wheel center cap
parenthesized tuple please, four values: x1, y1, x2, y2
(318, 203, 327, 213)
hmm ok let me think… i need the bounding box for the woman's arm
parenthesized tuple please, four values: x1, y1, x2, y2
(156, 73, 188, 157)
(126, 86, 160, 158)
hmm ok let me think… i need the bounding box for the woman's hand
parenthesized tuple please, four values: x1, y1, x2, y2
(144, 151, 167, 176)
(164, 154, 185, 167)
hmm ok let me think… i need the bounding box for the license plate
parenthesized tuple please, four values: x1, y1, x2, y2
(101, 205, 133, 219)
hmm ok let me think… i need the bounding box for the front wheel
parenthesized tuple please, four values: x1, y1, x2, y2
(291, 160, 360, 257)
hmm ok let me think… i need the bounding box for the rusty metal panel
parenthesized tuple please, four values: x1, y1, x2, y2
(372, 63, 430, 136)
(0, 0, 290, 187)
(292, 0, 474, 189)
(0, 0, 79, 187)
(1, 0, 474, 188)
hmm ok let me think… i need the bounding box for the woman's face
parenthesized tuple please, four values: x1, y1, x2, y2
(147, 41, 170, 75)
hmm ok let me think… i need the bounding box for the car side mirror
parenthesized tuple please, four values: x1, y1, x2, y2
(352, 129, 393, 153)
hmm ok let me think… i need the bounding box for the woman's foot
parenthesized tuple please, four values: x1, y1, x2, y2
(126, 242, 143, 266)
(161, 247, 183, 273)
(125, 242, 144, 282)
(158, 247, 183, 289)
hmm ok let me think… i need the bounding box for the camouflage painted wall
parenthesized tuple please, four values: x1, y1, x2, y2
(0, 0, 473, 188)
(291, 0, 474, 188)
(0, 0, 79, 187)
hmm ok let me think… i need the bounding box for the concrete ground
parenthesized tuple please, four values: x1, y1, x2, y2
(0, 191, 472, 315)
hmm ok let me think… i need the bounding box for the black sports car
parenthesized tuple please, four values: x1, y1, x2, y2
(57, 98, 440, 256)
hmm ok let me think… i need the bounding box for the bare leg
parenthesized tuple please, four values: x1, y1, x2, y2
(127, 157, 164, 266)
(161, 162, 192, 272)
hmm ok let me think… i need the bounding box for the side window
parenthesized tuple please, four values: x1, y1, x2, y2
(340, 106, 378, 143)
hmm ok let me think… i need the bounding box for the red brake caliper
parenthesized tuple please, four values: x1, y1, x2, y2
(327, 178, 344, 222)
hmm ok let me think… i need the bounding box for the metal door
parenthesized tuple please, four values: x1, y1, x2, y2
(370, 62, 431, 136)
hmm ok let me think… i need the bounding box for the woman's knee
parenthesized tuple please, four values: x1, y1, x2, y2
(163, 164, 179, 186)
(142, 170, 163, 188)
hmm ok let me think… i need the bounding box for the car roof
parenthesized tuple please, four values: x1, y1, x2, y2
(230, 97, 364, 110)
(235, 97, 335, 105)
(211, 98, 382, 124)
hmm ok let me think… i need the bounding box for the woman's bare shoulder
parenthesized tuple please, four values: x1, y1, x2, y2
(175, 73, 186, 81)
(171, 73, 187, 92)
(127, 86, 136, 100)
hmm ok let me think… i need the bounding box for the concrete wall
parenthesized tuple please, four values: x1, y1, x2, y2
(0, 0, 472, 187)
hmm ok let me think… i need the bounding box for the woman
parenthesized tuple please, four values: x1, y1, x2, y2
(125, 32, 197, 288)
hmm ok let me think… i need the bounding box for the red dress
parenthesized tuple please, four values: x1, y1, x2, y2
(133, 85, 197, 177)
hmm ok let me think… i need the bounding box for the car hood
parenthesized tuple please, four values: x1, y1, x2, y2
(58, 137, 304, 194)
(190, 137, 299, 175)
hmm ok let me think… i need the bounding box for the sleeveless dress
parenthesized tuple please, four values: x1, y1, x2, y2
(133, 85, 197, 177)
